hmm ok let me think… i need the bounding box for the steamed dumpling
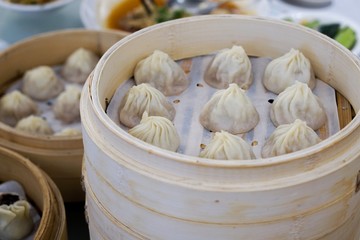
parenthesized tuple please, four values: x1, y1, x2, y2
(0, 195, 33, 240)
(134, 50, 189, 96)
(262, 119, 321, 158)
(22, 66, 64, 101)
(53, 85, 81, 123)
(205, 45, 253, 89)
(119, 83, 176, 128)
(54, 128, 82, 137)
(270, 81, 327, 130)
(61, 48, 99, 83)
(200, 130, 255, 160)
(200, 83, 259, 134)
(0, 90, 38, 127)
(15, 115, 53, 135)
(128, 112, 180, 151)
(263, 48, 316, 94)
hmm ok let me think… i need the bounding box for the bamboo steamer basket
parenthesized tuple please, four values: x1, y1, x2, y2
(80, 15, 360, 239)
(0, 146, 67, 239)
(0, 29, 128, 202)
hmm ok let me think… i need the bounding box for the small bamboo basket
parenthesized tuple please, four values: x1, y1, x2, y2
(81, 15, 360, 239)
(0, 146, 67, 240)
(0, 29, 129, 202)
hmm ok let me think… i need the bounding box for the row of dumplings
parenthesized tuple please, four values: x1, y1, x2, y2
(0, 48, 100, 136)
(120, 84, 322, 159)
(117, 46, 327, 159)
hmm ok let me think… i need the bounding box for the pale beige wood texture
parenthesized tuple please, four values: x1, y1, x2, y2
(0, 29, 129, 201)
(0, 146, 67, 240)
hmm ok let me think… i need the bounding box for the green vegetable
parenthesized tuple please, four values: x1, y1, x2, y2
(283, 17, 294, 22)
(335, 27, 357, 50)
(155, 7, 190, 23)
(172, 9, 188, 19)
(319, 23, 340, 38)
(303, 20, 320, 29)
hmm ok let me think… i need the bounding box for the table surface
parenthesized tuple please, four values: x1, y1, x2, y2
(0, 0, 359, 239)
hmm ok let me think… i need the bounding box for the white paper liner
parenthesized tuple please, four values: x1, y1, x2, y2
(0, 181, 41, 240)
(6, 66, 82, 135)
(107, 55, 340, 159)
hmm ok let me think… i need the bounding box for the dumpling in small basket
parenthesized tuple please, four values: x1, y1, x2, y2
(15, 115, 53, 135)
(53, 85, 81, 123)
(134, 50, 189, 96)
(262, 119, 321, 158)
(0, 193, 34, 240)
(200, 130, 255, 160)
(0, 90, 38, 127)
(270, 81, 327, 130)
(200, 83, 259, 134)
(128, 112, 180, 152)
(119, 83, 175, 128)
(263, 48, 315, 94)
(61, 48, 100, 84)
(205, 45, 253, 89)
(22, 66, 64, 101)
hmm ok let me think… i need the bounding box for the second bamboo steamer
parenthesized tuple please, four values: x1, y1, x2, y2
(0, 29, 129, 202)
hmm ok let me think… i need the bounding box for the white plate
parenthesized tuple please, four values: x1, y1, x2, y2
(0, 39, 8, 51)
(276, 11, 360, 54)
(80, 0, 100, 29)
(0, 0, 74, 12)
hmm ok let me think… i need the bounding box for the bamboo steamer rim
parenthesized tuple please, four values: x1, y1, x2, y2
(89, 14, 360, 168)
(0, 145, 50, 201)
(0, 146, 65, 239)
(83, 170, 148, 240)
(43, 173, 67, 240)
(1, 28, 128, 55)
(0, 28, 129, 143)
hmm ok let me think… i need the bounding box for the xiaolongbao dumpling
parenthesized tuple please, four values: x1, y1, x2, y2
(205, 45, 253, 89)
(128, 112, 180, 151)
(263, 48, 315, 94)
(15, 115, 53, 135)
(270, 81, 327, 130)
(200, 131, 255, 160)
(262, 119, 321, 158)
(61, 48, 99, 83)
(0, 194, 33, 240)
(119, 83, 175, 128)
(53, 85, 81, 123)
(55, 128, 82, 137)
(22, 66, 64, 101)
(200, 83, 259, 134)
(0, 90, 38, 127)
(134, 50, 189, 96)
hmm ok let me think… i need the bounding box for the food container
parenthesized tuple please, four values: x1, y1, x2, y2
(80, 15, 360, 239)
(80, 0, 270, 32)
(0, 146, 67, 239)
(284, 0, 332, 7)
(0, 29, 129, 202)
(0, 0, 75, 12)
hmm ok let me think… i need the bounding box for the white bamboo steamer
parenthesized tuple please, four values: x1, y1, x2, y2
(81, 15, 360, 239)
(82, 162, 360, 240)
(0, 29, 128, 201)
